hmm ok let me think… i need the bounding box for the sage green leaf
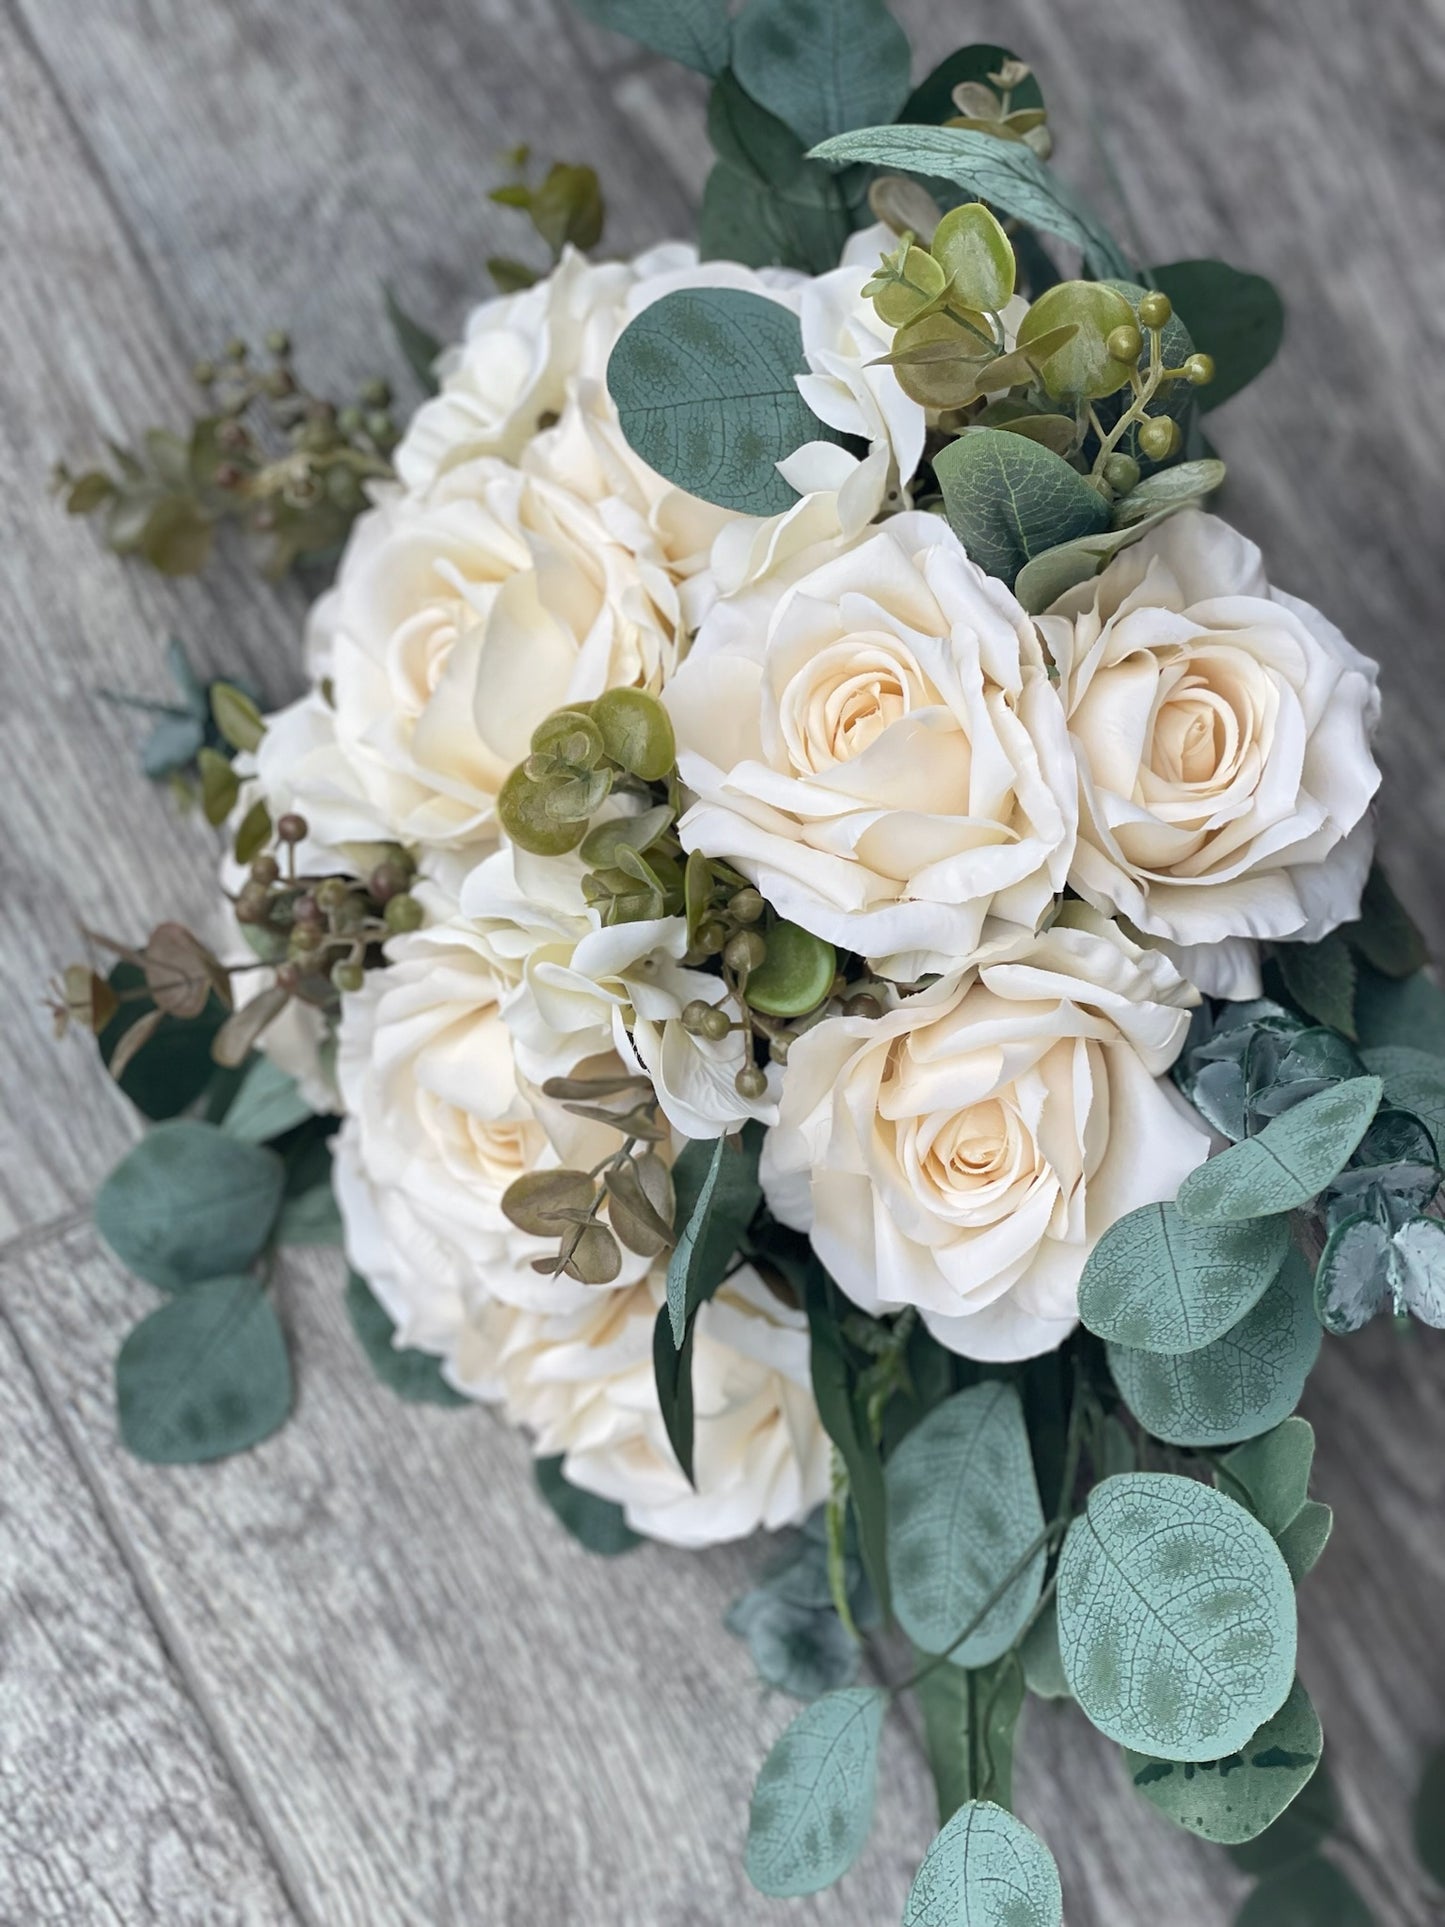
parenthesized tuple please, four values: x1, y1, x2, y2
(1354, 967, 1445, 1056)
(1313, 1214, 1390, 1335)
(1107, 1249, 1321, 1448)
(1413, 1741, 1445, 1887)
(209, 680, 265, 754)
(607, 288, 839, 514)
(1235, 1858, 1374, 1927)
(1078, 1202, 1290, 1353)
(1148, 260, 1285, 412)
(220, 1055, 313, 1145)
(345, 1272, 468, 1407)
(744, 919, 836, 1017)
(885, 1382, 1046, 1664)
(652, 1304, 696, 1483)
(1227, 1756, 1339, 1876)
(1217, 1417, 1315, 1537)
(1013, 499, 1203, 614)
(1057, 1473, 1296, 1761)
(1111, 458, 1228, 526)
(273, 1180, 343, 1246)
(666, 1123, 763, 1345)
(534, 1455, 641, 1556)
(914, 1655, 1025, 1821)
(1126, 1676, 1321, 1846)
(570, 0, 729, 74)
(1276, 1501, 1333, 1584)
(1275, 933, 1358, 1038)
(805, 1280, 891, 1619)
(745, 1687, 885, 1897)
(810, 124, 1131, 278)
(1361, 1046, 1445, 1159)
(934, 428, 1109, 587)
(1020, 1600, 1070, 1701)
(733, 0, 910, 151)
(96, 1120, 285, 1290)
(116, 1275, 292, 1463)
(1394, 1213, 1445, 1327)
(902, 1801, 1063, 1927)
(701, 74, 867, 275)
(1176, 1078, 1383, 1224)
(1344, 865, 1429, 980)
(901, 45, 1044, 126)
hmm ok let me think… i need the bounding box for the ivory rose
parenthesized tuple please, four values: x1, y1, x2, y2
(761, 911, 1208, 1360)
(1038, 511, 1381, 984)
(451, 1267, 830, 1548)
(664, 513, 1077, 979)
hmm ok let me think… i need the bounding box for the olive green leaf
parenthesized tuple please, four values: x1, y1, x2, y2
(96, 1121, 285, 1290)
(570, 0, 730, 76)
(1017, 280, 1138, 400)
(607, 287, 841, 514)
(930, 202, 1016, 311)
(220, 1055, 313, 1145)
(902, 1800, 1063, 1927)
(383, 285, 442, 395)
(744, 919, 836, 1017)
(1057, 1473, 1296, 1760)
(745, 1687, 886, 1897)
(345, 1272, 468, 1407)
(1177, 1078, 1383, 1224)
(534, 1454, 641, 1555)
(209, 680, 265, 754)
(1217, 1417, 1316, 1537)
(1107, 1248, 1321, 1448)
(1126, 1676, 1322, 1846)
(1078, 1202, 1291, 1353)
(116, 1274, 292, 1463)
(885, 1383, 1046, 1664)
(196, 744, 240, 825)
(934, 428, 1109, 587)
(810, 124, 1130, 278)
(1148, 259, 1285, 412)
(733, 0, 910, 151)
(591, 686, 675, 780)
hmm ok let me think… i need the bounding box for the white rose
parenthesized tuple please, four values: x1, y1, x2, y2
(452, 1266, 830, 1548)
(458, 841, 779, 1140)
(1038, 510, 1381, 958)
(762, 911, 1208, 1361)
(259, 458, 676, 857)
(332, 920, 650, 1347)
(665, 514, 1077, 979)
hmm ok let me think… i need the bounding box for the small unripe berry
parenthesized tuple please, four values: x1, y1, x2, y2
(1138, 290, 1173, 329)
(292, 893, 322, 926)
(289, 923, 323, 955)
(724, 929, 767, 975)
(265, 329, 292, 358)
(1105, 323, 1143, 365)
(316, 877, 349, 912)
(234, 884, 268, 925)
(845, 992, 885, 1021)
(1102, 452, 1141, 493)
(1184, 352, 1216, 386)
(276, 812, 308, 843)
(1138, 416, 1182, 462)
(681, 999, 714, 1035)
(383, 893, 424, 934)
(735, 1064, 768, 1100)
(337, 404, 365, 438)
(368, 861, 408, 904)
(700, 1005, 732, 1042)
(729, 887, 765, 924)
(332, 962, 366, 994)
(192, 359, 217, 387)
(696, 918, 729, 955)
(275, 962, 302, 994)
(249, 855, 280, 887)
(359, 377, 392, 409)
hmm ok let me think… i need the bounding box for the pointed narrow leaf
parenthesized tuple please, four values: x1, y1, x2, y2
(96, 1120, 285, 1290)
(666, 1124, 763, 1344)
(1079, 1202, 1290, 1353)
(1177, 1078, 1383, 1223)
(384, 285, 442, 394)
(116, 1275, 292, 1463)
(745, 1687, 885, 1897)
(903, 1801, 1063, 1927)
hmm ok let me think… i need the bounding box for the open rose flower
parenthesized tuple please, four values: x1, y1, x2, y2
(761, 911, 1207, 1360)
(452, 1267, 829, 1548)
(665, 514, 1076, 979)
(1038, 511, 1381, 987)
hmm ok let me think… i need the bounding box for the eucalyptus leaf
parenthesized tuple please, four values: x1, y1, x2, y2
(885, 1382, 1046, 1664)
(96, 1120, 285, 1290)
(653, 1304, 696, 1483)
(345, 1272, 468, 1407)
(607, 288, 840, 515)
(732, 0, 910, 151)
(1057, 1473, 1296, 1761)
(1148, 259, 1285, 412)
(209, 680, 265, 754)
(1361, 1047, 1445, 1159)
(569, 0, 730, 74)
(1344, 865, 1428, 980)
(98, 963, 225, 1119)
(934, 428, 1109, 587)
(1313, 1214, 1391, 1335)
(1078, 1202, 1291, 1353)
(1276, 1501, 1333, 1584)
(1019, 1600, 1070, 1701)
(1275, 933, 1358, 1038)
(273, 1179, 343, 1246)
(1353, 967, 1445, 1057)
(1217, 1417, 1315, 1537)
(1234, 1857, 1374, 1927)
(745, 1687, 885, 1897)
(1111, 458, 1227, 525)
(1107, 1248, 1320, 1448)
(1013, 500, 1200, 614)
(534, 1455, 641, 1555)
(1125, 1676, 1322, 1846)
(914, 1655, 1025, 1821)
(1227, 1756, 1339, 1876)
(804, 1278, 891, 1619)
(810, 124, 1130, 278)
(116, 1275, 292, 1463)
(902, 1800, 1063, 1927)
(220, 1055, 314, 1145)
(1177, 1078, 1383, 1223)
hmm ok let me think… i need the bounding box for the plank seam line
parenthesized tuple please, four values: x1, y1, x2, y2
(0, 1286, 320, 1927)
(0, 1205, 90, 1267)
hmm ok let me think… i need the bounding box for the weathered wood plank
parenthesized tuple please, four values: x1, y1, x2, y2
(0, 1226, 940, 1925)
(0, 1303, 298, 1925)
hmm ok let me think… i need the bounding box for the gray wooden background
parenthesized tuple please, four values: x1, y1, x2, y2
(2, 0, 1443, 1920)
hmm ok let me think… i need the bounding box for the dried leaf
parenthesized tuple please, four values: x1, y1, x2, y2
(143, 922, 231, 1018)
(109, 1007, 165, 1080)
(501, 1168, 598, 1236)
(62, 963, 120, 1035)
(605, 1157, 677, 1257)
(560, 1222, 623, 1285)
(210, 982, 289, 1068)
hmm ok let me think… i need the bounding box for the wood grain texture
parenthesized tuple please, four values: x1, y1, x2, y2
(0, 0, 1442, 1920)
(0, 1308, 298, 1924)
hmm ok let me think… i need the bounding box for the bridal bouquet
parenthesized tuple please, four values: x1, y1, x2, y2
(54, 1, 1445, 1918)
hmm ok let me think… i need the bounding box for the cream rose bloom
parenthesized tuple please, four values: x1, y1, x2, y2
(1038, 512, 1381, 985)
(762, 911, 1208, 1361)
(255, 457, 676, 857)
(332, 921, 651, 1348)
(451, 1266, 830, 1548)
(665, 514, 1077, 979)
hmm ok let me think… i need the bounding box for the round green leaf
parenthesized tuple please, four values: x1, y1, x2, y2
(885, 1383, 1046, 1664)
(591, 686, 676, 781)
(96, 1120, 285, 1290)
(1313, 1213, 1390, 1334)
(220, 1055, 313, 1145)
(1227, 1755, 1339, 1875)
(1019, 1600, 1070, 1701)
(569, 0, 731, 77)
(116, 1275, 292, 1463)
(1276, 1501, 1333, 1584)
(345, 1272, 468, 1407)
(534, 1455, 641, 1556)
(732, 0, 911, 152)
(1057, 1473, 1296, 1761)
(1107, 1248, 1321, 1448)
(745, 920, 836, 1017)
(931, 202, 1016, 312)
(1176, 1078, 1383, 1223)
(1217, 1417, 1316, 1537)
(933, 428, 1110, 587)
(1361, 1046, 1445, 1158)
(1017, 280, 1138, 399)
(1235, 1857, 1373, 1927)
(607, 287, 841, 515)
(1125, 1676, 1322, 1845)
(745, 1687, 885, 1897)
(1147, 259, 1285, 413)
(1078, 1202, 1291, 1353)
(903, 1800, 1063, 1927)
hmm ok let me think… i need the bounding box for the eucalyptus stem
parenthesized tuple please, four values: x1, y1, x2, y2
(892, 1519, 1066, 1696)
(825, 1455, 862, 1644)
